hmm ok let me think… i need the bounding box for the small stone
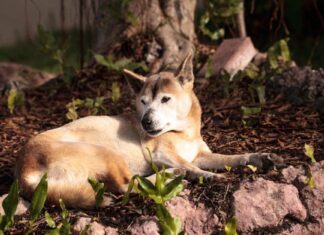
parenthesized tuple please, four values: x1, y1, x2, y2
(281, 165, 304, 183)
(0, 194, 29, 216)
(129, 216, 160, 235)
(233, 178, 307, 232)
(73, 217, 118, 235)
(199, 37, 257, 78)
(166, 197, 218, 234)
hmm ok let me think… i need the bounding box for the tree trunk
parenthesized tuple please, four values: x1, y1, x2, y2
(94, 0, 197, 73)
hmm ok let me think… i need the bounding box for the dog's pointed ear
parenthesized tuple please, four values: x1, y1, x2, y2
(123, 69, 146, 93)
(176, 51, 194, 87)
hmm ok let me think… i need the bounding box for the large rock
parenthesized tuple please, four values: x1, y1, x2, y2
(0, 63, 56, 92)
(0, 194, 29, 216)
(233, 178, 307, 232)
(279, 218, 324, 235)
(130, 191, 219, 235)
(72, 217, 118, 235)
(300, 161, 324, 219)
(199, 37, 257, 78)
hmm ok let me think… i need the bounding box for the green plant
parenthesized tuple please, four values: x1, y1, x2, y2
(66, 97, 106, 121)
(37, 25, 76, 83)
(7, 88, 25, 114)
(45, 199, 71, 235)
(304, 144, 316, 189)
(199, 0, 241, 41)
(111, 82, 121, 103)
(0, 180, 19, 232)
(304, 144, 316, 163)
(26, 173, 48, 234)
(88, 178, 105, 208)
(123, 150, 184, 235)
(247, 165, 257, 173)
(94, 54, 148, 74)
(224, 216, 238, 235)
(243, 39, 292, 105)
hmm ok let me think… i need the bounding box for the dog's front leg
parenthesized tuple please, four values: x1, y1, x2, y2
(152, 150, 225, 180)
(192, 152, 274, 170)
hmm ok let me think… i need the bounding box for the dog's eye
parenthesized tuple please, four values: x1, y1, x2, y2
(141, 99, 146, 105)
(161, 96, 171, 103)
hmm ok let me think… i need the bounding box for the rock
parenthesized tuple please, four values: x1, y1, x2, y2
(199, 37, 257, 79)
(130, 192, 219, 235)
(301, 161, 324, 219)
(166, 197, 219, 234)
(0, 194, 29, 215)
(279, 218, 324, 235)
(129, 216, 160, 235)
(0, 63, 56, 93)
(281, 165, 305, 183)
(233, 178, 307, 232)
(72, 217, 118, 235)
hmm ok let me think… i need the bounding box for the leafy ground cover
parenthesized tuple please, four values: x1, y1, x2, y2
(0, 42, 323, 233)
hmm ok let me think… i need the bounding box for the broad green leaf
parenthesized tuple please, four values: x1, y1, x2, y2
(136, 176, 157, 195)
(59, 199, 68, 220)
(245, 63, 259, 79)
(224, 217, 238, 235)
(162, 175, 184, 197)
(88, 178, 105, 208)
(0, 230, 4, 235)
(122, 176, 136, 205)
(147, 194, 163, 204)
(94, 54, 111, 68)
(66, 107, 78, 121)
(279, 39, 291, 62)
(247, 165, 257, 173)
(225, 165, 232, 172)
(30, 173, 48, 222)
(256, 85, 266, 105)
(306, 176, 316, 189)
(45, 211, 56, 228)
(162, 184, 183, 202)
(146, 148, 159, 173)
(198, 176, 204, 184)
(0, 180, 19, 230)
(156, 204, 182, 235)
(7, 88, 24, 114)
(45, 229, 60, 235)
(241, 106, 261, 117)
(304, 144, 316, 163)
(111, 82, 121, 103)
(155, 170, 164, 193)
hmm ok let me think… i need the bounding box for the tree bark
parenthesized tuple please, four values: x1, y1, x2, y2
(94, 0, 197, 73)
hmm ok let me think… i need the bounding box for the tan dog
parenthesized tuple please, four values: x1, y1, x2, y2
(15, 53, 271, 208)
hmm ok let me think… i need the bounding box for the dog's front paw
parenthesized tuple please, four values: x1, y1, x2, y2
(247, 153, 282, 170)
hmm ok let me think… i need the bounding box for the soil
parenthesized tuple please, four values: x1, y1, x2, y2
(0, 44, 323, 234)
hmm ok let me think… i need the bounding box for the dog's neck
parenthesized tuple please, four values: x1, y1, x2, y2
(183, 92, 202, 138)
(161, 92, 202, 139)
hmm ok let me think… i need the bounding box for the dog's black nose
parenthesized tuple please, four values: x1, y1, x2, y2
(141, 116, 153, 130)
(141, 111, 153, 130)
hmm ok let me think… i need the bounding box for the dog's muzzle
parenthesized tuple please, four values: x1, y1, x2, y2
(141, 110, 162, 135)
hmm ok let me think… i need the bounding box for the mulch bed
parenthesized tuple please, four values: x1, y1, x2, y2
(0, 51, 323, 233)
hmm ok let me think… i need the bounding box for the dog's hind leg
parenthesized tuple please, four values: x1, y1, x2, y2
(192, 152, 274, 170)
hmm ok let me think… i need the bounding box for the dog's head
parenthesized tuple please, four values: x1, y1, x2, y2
(124, 53, 196, 137)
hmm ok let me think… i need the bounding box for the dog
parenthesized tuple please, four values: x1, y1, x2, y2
(15, 53, 272, 208)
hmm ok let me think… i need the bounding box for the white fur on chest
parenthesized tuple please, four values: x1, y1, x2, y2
(174, 140, 199, 163)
